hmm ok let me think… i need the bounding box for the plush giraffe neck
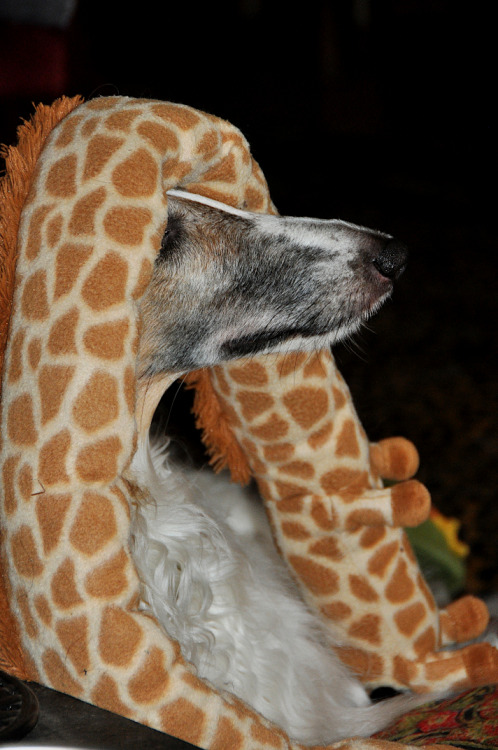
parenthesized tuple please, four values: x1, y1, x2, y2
(207, 349, 498, 693)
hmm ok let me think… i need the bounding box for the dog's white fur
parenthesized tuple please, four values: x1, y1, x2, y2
(130, 193, 426, 744)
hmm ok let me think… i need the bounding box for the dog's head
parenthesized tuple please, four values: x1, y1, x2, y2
(138, 190, 408, 376)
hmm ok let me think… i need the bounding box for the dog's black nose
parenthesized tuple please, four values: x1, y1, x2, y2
(373, 239, 408, 280)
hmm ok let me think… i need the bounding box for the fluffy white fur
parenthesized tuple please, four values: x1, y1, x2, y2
(129, 434, 425, 745)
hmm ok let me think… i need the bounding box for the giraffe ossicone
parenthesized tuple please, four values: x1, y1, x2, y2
(0, 95, 495, 750)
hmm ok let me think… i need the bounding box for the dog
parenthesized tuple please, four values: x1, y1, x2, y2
(130, 191, 420, 745)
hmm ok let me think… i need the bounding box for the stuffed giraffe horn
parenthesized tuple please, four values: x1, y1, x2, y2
(0, 94, 481, 750)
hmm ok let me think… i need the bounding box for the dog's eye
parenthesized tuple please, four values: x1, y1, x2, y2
(159, 214, 182, 258)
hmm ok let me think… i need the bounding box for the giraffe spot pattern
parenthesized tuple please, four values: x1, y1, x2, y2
(2, 455, 19, 516)
(228, 361, 269, 387)
(91, 675, 132, 719)
(45, 154, 77, 197)
(385, 558, 415, 603)
(38, 364, 74, 424)
(83, 320, 129, 360)
(103, 206, 152, 246)
(414, 625, 437, 657)
(309, 537, 343, 560)
(250, 719, 286, 748)
(349, 574, 379, 602)
(345, 508, 386, 530)
(46, 213, 63, 247)
(236, 390, 274, 421)
(21, 270, 50, 321)
(8, 328, 25, 383)
(81, 252, 128, 310)
(54, 242, 93, 300)
(277, 460, 315, 479)
(263, 443, 294, 462)
(48, 308, 79, 355)
(25, 205, 54, 260)
(159, 698, 205, 746)
(303, 352, 328, 378)
(321, 601, 352, 621)
(359, 526, 386, 548)
(69, 491, 118, 555)
(82, 134, 125, 181)
(51, 558, 83, 610)
(310, 497, 337, 530)
(17, 463, 33, 501)
(8, 393, 37, 445)
(276, 352, 307, 378)
(99, 606, 143, 667)
(84, 548, 129, 598)
(112, 148, 159, 197)
(368, 541, 399, 578)
(54, 114, 83, 147)
(104, 109, 141, 131)
(336, 419, 361, 458)
(73, 372, 119, 432)
(35, 493, 71, 554)
(34, 594, 53, 626)
(308, 420, 334, 450)
(211, 716, 244, 750)
(38, 429, 71, 486)
(68, 187, 106, 236)
(288, 554, 339, 596)
(127, 646, 170, 704)
(76, 435, 123, 483)
(348, 614, 382, 645)
(17, 590, 38, 639)
(11, 526, 43, 578)
(137, 120, 179, 152)
(55, 615, 90, 673)
(394, 602, 427, 636)
(152, 103, 201, 130)
(280, 521, 310, 540)
(392, 655, 417, 686)
(282, 386, 329, 429)
(249, 413, 288, 441)
(336, 646, 384, 681)
(42, 648, 83, 697)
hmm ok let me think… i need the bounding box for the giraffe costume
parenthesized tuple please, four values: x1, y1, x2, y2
(0, 94, 488, 750)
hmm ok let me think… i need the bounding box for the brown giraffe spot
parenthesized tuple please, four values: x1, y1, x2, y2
(281, 521, 310, 540)
(54, 242, 93, 300)
(85, 548, 129, 598)
(249, 413, 288, 441)
(86, 97, 117, 111)
(152, 102, 201, 129)
(45, 154, 77, 197)
(38, 429, 71, 486)
(42, 649, 83, 697)
(202, 151, 237, 184)
(28, 338, 42, 370)
(349, 574, 379, 603)
(104, 108, 141, 131)
(196, 129, 219, 157)
(73, 372, 119, 432)
(91, 675, 132, 718)
(303, 352, 328, 378)
(162, 157, 192, 184)
(17, 590, 38, 639)
(48, 308, 79, 355)
(308, 420, 334, 450)
(81, 252, 128, 310)
(359, 526, 386, 548)
(23, 207, 54, 262)
(18, 463, 33, 501)
(103, 206, 152, 246)
(56, 615, 90, 674)
(34, 594, 53, 626)
(8, 328, 25, 383)
(414, 625, 437, 657)
(112, 148, 159, 197)
(83, 319, 129, 360)
(274, 480, 306, 503)
(263, 443, 294, 462)
(345, 508, 386, 530)
(236, 390, 274, 421)
(348, 614, 382, 645)
(38, 365, 74, 424)
(278, 460, 315, 479)
(2, 454, 19, 516)
(212, 367, 231, 395)
(393, 655, 417, 686)
(250, 721, 286, 748)
(11, 526, 43, 578)
(367, 541, 399, 578)
(211, 716, 244, 750)
(385, 558, 415, 603)
(99, 606, 143, 667)
(36, 493, 71, 554)
(21, 270, 49, 321)
(332, 385, 347, 410)
(68, 186, 107, 236)
(241, 438, 258, 457)
(321, 601, 352, 621)
(160, 698, 205, 746)
(309, 537, 343, 560)
(217, 396, 242, 427)
(69, 491, 118, 555)
(336, 419, 361, 458)
(336, 646, 384, 681)
(277, 351, 307, 378)
(288, 554, 339, 595)
(76, 435, 122, 483)
(137, 120, 179, 152)
(82, 134, 125, 181)
(228, 361, 269, 386)
(282, 386, 329, 429)
(51, 558, 83, 609)
(8, 393, 37, 445)
(320, 467, 367, 496)
(131, 256, 154, 300)
(417, 571, 437, 612)
(276, 494, 304, 513)
(127, 646, 170, 704)
(310, 496, 337, 530)
(244, 185, 266, 211)
(123, 366, 136, 415)
(394, 601, 427, 636)
(46, 213, 63, 247)
(81, 118, 98, 137)
(54, 114, 83, 147)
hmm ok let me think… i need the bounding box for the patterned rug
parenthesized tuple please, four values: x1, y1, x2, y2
(374, 685, 498, 748)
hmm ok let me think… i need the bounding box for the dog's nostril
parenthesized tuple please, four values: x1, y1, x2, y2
(373, 239, 408, 280)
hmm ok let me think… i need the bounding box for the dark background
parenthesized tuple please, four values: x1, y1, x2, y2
(1, 0, 496, 595)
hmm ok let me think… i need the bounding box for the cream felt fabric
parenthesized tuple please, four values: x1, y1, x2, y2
(0, 95, 491, 750)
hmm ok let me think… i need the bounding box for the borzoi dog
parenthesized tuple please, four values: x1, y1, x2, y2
(130, 191, 419, 745)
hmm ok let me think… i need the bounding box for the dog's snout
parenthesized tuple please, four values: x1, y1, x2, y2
(372, 239, 408, 280)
